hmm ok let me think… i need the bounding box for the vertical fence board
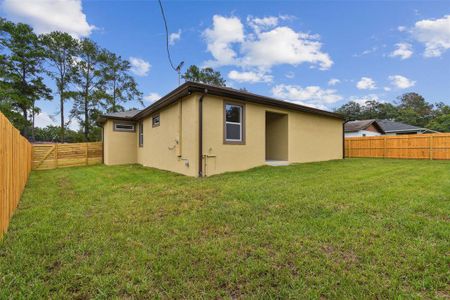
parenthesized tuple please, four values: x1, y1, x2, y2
(345, 133, 450, 160)
(0, 112, 32, 238)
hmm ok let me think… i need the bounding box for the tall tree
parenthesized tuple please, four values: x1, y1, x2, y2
(41, 31, 79, 142)
(396, 92, 433, 127)
(427, 103, 450, 132)
(359, 100, 398, 120)
(335, 99, 399, 122)
(98, 52, 142, 113)
(0, 20, 52, 137)
(335, 101, 362, 121)
(182, 65, 226, 86)
(70, 39, 104, 141)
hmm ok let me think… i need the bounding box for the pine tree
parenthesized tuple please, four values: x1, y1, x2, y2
(97, 52, 142, 113)
(41, 31, 79, 142)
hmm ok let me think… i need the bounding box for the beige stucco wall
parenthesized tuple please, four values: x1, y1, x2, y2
(136, 94, 199, 177)
(202, 94, 343, 176)
(288, 110, 343, 163)
(266, 112, 288, 161)
(102, 92, 343, 176)
(103, 120, 137, 165)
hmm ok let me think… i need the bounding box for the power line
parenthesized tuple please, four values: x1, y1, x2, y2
(157, 0, 177, 72)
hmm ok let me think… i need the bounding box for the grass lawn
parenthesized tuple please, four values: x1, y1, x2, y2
(0, 159, 449, 298)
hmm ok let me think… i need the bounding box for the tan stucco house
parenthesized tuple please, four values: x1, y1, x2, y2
(98, 82, 345, 177)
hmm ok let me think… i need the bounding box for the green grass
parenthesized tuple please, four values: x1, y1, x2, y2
(0, 159, 449, 299)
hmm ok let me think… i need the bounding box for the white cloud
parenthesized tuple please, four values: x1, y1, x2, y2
(67, 117, 80, 130)
(203, 15, 332, 71)
(412, 15, 450, 57)
(279, 15, 296, 21)
(384, 87, 391, 91)
(353, 46, 378, 57)
(34, 111, 79, 130)
(388, 75, 416, 89)
(349, 94, 384, 106)
(390, 43, 413, 59)
(397, 26, 407, 32)
(144, 92, 161, 103)
(247, 16, 278, 32)
(285, 71, 295, 79)
(356, 77, 376, 90)
(241, 26, 332, 70)
(2, 0, 95, 38)
(129, 57, 151, 77)
(228, 70, 273, 83)
(272, 84, 343, 109)
(34, 111, 56, 128)
(328, 78, 340, 86)
(169, 29, 181, 45)
(203, 15, 244, 65)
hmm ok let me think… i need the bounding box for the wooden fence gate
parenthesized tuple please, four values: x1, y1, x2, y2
(32, 142, 103, 170)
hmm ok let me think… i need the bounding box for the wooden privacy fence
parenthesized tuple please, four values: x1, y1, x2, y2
(345, 133, 450, 160)
(32, 142, 103, 170)
(0, 113, 32, 238)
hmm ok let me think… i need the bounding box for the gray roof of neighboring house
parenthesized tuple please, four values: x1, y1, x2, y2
(98, 81, 344, 124)
(375, 119, 425, 133)
(344, 119, 377, 132)
(345, 119, 428, 134)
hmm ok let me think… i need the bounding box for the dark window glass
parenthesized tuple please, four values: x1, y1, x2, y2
(226, 123, 241, 140)
(225, 105, 241, 123)
(114, 123, 134, 131)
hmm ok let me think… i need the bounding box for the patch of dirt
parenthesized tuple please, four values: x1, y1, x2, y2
(57, 177, 76, 198)
(46, 260, 62, 273)
(321, 244, 359, 265)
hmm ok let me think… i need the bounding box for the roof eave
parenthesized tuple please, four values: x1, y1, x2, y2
(384, 128, 425, 133)
(100, 81, 345, 123)
(97, 115, 137, 125)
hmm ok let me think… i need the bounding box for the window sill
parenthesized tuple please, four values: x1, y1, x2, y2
(223, 140, 246, 145)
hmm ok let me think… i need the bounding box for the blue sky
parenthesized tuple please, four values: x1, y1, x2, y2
(1, 0, 450, 129)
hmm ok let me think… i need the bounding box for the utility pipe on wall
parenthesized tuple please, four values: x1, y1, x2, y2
(198, 88, 208, 177)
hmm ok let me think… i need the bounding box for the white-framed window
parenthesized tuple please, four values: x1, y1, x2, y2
(152, 114, 160, 127)
(113, 122, 135, 132)
(224, 103, 244, 144)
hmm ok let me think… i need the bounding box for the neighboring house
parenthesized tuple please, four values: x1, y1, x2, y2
(98, 82, 345, 177)
(344, 119, 435, 137)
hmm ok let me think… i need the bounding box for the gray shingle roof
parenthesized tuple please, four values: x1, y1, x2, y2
(344, 120, 376, 132)
(98, 82, 344, 124)
(345, 119, 426, 134)
(375, 119, 424, 133)
(102, 110, 141, 119)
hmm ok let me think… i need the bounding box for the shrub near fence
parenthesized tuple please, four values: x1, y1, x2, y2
(32, 142, 103, 170)
(345, 133, 450, 160)
(0, 113, 32, 238)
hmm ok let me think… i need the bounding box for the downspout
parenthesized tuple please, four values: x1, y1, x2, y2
(198, 88, 208, 177)
(342, 121, 347, 159)
(101, 125, 105, 164)
(177, 98, 183, 157)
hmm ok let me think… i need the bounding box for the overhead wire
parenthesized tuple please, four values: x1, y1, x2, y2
(157, 0, 177, 72)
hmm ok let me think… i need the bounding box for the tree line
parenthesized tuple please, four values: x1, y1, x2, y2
(335, 93, 450, 132)
(0, 18, 143, 142)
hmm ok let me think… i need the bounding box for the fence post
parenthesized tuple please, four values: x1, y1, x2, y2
(383, 136, 387, 158)
(430, 135, 433, 160)
(85, 143, 89, 166)
(55, 143, 58, 169)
